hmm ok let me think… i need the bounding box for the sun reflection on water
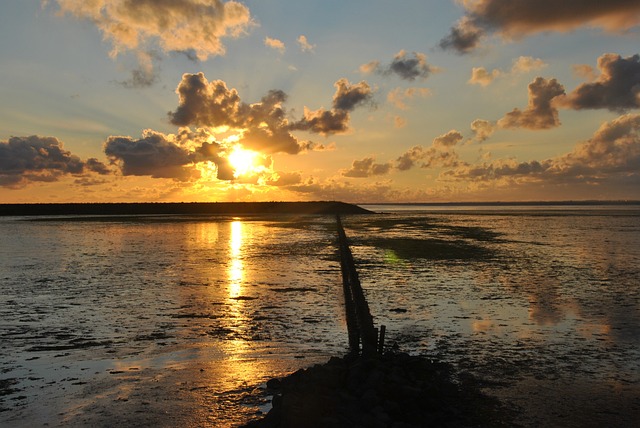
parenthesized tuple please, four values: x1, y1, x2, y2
(228, 220, 244, 298)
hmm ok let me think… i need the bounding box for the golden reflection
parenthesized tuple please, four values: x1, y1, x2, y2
(228, 220, 244, 298)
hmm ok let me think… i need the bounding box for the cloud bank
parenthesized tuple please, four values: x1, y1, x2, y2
(444, 113, 640, 188)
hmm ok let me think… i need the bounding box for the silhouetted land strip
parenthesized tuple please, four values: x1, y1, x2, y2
(0, 201, 371, 217)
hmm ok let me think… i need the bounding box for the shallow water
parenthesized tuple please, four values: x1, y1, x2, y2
(1, 208, 639, 426)
(354, 206, 640, 426)
(0, 215, 347, 427)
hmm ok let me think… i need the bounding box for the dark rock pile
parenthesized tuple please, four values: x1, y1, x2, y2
(243, 352, 510, 428)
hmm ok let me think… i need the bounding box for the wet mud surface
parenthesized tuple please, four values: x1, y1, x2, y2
(1, 211, 640, 426)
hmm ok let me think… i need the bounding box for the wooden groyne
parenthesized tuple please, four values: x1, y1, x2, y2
(336, 215, 383, 356)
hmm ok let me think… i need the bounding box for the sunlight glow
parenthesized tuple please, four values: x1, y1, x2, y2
(228, 146, 260, 178)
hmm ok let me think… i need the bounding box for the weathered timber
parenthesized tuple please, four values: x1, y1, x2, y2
(336, 215, 379, 356)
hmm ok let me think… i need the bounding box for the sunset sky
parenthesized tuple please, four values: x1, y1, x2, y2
(1, 0, 640, 203)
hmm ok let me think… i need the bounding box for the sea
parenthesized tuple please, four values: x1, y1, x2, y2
(1, 204, 639, 427)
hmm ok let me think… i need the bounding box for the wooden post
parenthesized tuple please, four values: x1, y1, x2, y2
(337, 215, 379, 358)
(378, 325, 386, 355)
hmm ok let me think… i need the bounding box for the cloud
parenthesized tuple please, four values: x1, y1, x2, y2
(169, 73, 373, 150)
(395, 130, 464, 171)
(396, 145, 425, 171)
(263, 171, 303, 186)
(512, 56, 548, 73)
(387, 87, 431, 110)
(264, 37, 285, 53)
(556, 113, 640, 174)
(470, 119, 496, 142)
(292, 78, 373, 135)
(104, 130, 198, 181)
(168, 73, 243, 127)
(342, 157, 392, 178)
(468, 56, 547, 86)
(0, 135, 110, 188)
(572, 64, 597, 81)
(359, 61, 380, 74)
(498, 77, 566, 129)
(468, 67, 502, 87)
(393, 116, 407, 129)
(118, 50, 160, 88)
(103, 127, 269, 182)
(433, 130, 464, 148)
(297, 35, 315, 52)
(292, 108, 351, 135)
(50, 0, 252, 60)
(560, 53, 640, 112)
(439, 16, 484, 54)
(332, 78, 374, 111)
(361, 50, 437, 81)
(440, 1, 640, 54)
(168, 72, 307, 154)
(49, 0, 252, 86)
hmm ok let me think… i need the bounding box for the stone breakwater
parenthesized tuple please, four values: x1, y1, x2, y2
(244, 352, 510, 428)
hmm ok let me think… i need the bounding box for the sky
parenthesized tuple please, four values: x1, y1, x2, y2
(1, 0, 640, 203)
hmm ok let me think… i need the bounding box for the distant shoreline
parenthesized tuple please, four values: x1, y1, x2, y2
(0, 201, 371, 217)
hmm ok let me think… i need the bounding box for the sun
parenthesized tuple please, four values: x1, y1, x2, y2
(228, 146, 260, 178)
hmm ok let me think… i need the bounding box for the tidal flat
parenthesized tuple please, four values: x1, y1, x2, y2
(1, 207, 639, 426)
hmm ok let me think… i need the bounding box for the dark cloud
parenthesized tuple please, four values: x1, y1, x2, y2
(362, 50, 437, 81)
(168, 73, 305, 154)
(291, 108, 350, 135)
(440, 1, 640, 54)
(104, 130, 198, 181)
(332, 78, 373, 111)
(168, 74, 373, 153)
(498, 77, 565, 130)
(292, 78, 373, 136)
(169, 73, 243, 128)
(561, 53, 640, 112)
(342, 157, 392, 178)
(0, 135, 110, 188)
(439, 17, 484, 54)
